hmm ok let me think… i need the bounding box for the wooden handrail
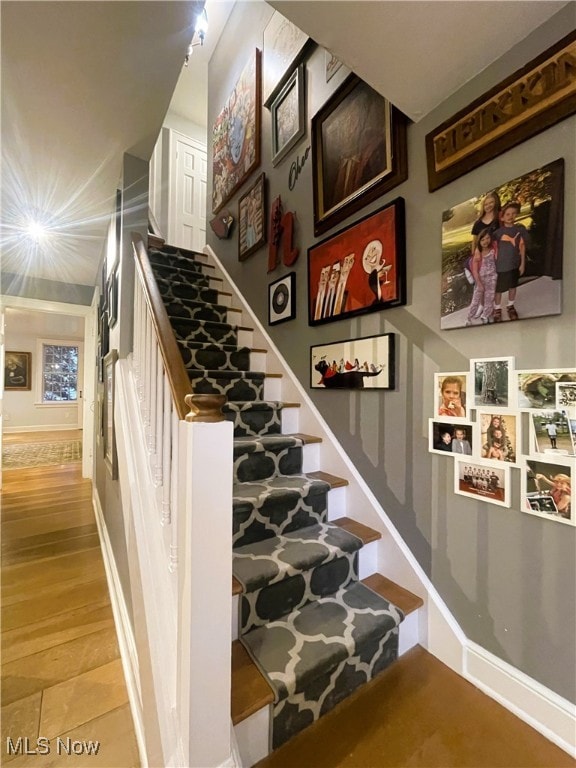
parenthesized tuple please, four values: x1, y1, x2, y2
(132, 232, 192, 421)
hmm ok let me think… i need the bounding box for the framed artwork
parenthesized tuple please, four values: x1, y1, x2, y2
(521, 457, 575, 525)
(212, 49, 261, 214)
(238, 173, 266, 261)
(269, 272, 296, 325)
(529, 410, 575, 457)
(310, 333, 395, 390)
(103, 349, 118, 479)
(107, 268, 118, 328)
(516, 369, 576, 410)
(477, 410, 519, 466)
(426, 31, 576, 192)
(262, 11, 312, 107)
(4, 351, 31, 391)
(308, 198, 406, 326)
(454, 458, 511, 508)
(311, 74, 408, 236)
(325, 51, 343, 82)
(470, 357, 514, 410)
(429, 419, 475, 457)
(434, 372, 469, 422)
(440, 159, 564, 330)
(271, 64, 305, 167)
(557, 381, 576, 410)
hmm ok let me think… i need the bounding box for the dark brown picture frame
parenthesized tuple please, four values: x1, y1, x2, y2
(308, 198, 406, 326)
(238, 173, 266, 261)
(4, 351, 31, 391)
(426, 30, 576, 192)
(311, 74, 408, 236)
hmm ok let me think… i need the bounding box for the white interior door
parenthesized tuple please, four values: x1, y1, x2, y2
(170, 133, 207, 251)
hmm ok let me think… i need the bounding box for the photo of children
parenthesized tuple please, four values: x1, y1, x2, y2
(429, 420, 474, 456)
(435, 373, 468, 421)
(479, 412, 518, 465)
(530, 410, 575, 456)
(522, 458, 575, 525)
(455, 459, 510, 507)
(440, 159, 564, 330)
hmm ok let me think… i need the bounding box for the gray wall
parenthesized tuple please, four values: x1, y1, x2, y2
(207, 3, 576, 702)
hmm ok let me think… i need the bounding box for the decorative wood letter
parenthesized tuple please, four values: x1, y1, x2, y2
(268, 196, 299, 272)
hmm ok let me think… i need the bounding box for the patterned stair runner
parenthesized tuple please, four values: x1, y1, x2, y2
(147, 243, 404, 751)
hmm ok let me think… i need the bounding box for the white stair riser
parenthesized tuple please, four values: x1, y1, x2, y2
(234, 705, 270, 768)
(281, 406, 300, 434)
(263, 376, 282, 401)
(248, 350, 267, 372)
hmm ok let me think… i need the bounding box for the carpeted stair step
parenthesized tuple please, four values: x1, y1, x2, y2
(178, 341, 251, 372)
(223, 401, 300, 438)
(148, 247, 206, 272)
(241, 580, 403, 749)
(234, 522, 364, 633)
(156, 276, 219, 305)
(163, 296, 229, 324)
(233, 474, 331, 548)
(189, 369, 265, 400)
(233, 435, 304, 482)
(151, 262, 213, 285)
(170, 316, 239, 346)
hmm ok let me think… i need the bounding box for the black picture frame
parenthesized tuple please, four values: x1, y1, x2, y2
(310, 333, 395, 390)
(268, 272, 296, 325)
(308, 198, 406, 326)
(311, 74, 408, 236)
(271, 64, 305, 167)
(4, 351, 31, 391)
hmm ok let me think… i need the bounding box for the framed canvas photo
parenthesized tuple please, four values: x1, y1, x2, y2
(440, 159, 564, 330)
(271, 64, 305, 167)
(238, 173, 266, 261)
(269, 272, 296, 325)
(434, 372, 469, 422)
(516, 369, 576, 410)
(521, 456, 575, 525)
(429, 419, 475, 457)
(311, 333, 395, 390)
(477, 410, 519, 466)
(4, 351, 31, 391)
(212, 49, 261, 214)
(103, 349, 118, 479)
(470, 357, 514, 409)
(308, 198, 405, 326)
(454, 458, 511, 508)
(529, 410, 575, 457)
(262, 11, 312, 107)
(311, 74, 408, 236)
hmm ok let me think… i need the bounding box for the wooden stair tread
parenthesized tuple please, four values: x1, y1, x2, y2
(291, 433, 322, 444)
(306, 470, 348, 488)
(332, 516, 381, 544)
(231, 640, 274, 724)
(362, 573, 424, 616)
(232, 575, 242, 595)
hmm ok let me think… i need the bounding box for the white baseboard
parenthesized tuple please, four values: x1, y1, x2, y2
(92, 490, 148, 767)
(3, 424, 78, 433)
(464, 641, 576, 757)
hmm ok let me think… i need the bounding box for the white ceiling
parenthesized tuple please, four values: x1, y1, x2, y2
(1, 0, 570, 299)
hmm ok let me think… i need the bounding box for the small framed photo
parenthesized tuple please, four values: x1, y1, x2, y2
(529, 410, 575, 457)
(434, 372, 469, 422)
(238, 173, 266, 261)
(516, 369, 576, 410)
(470, 357, 514, 409)
(311, 333, 395, 390)
(429, 419, 475, 457)
(521, 456, 575, 525)
(454, 458, 511, 508)
(477, 410, 520, 465)
(269, 272, 296, 325)
(103, 349, 119, 479)
(4, 351, 31, 391)
(271, 64, 305, 167)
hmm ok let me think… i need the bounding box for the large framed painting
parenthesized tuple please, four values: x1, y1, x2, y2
(238, 173, 266, 261)
(311, 74, 408, 236)
(310, 333, 395, 390)
(4, 351, 31, 391)
(440, 159, 564, 330)
(308, 198, 405, 326)
(262, 11, 312, 107)
(212, 49, 261, 214)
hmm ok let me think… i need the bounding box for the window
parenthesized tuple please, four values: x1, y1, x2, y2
(41, 343, 79, 402)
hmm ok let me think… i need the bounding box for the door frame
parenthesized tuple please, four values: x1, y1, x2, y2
(166, 129, 207, 247)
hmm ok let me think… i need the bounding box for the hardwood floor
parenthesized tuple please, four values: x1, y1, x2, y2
(1, 433, 140, 767)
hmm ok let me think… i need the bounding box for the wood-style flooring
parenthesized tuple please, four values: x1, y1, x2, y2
(1, 431, 140, 767)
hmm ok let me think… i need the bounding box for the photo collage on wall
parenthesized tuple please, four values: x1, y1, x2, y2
(429, 358, 576, 524)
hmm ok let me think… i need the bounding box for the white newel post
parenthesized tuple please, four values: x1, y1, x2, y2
(177, 397, 233, 768)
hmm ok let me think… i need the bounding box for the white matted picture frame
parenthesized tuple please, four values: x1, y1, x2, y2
(515, 368, 576, 410)
(271, 64, 305, 167)
(454, 457, 511, 508)
(528, 409, 575, 457)
(428, 419, 476, 457)
(470, 356, 515, 410)
(434, 372, 469, 422)
(477, 410, 520, 466)
(269, 272, 296, 325)
(521, 456, 575, 525)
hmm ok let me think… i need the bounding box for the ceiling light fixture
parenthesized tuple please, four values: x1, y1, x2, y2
(185, 7, 208, 66)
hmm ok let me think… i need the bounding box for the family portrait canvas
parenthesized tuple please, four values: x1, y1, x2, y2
(429, 420, 474, 456)
(440, 159, 564, 329)
(522, 457, 574, 525)
(516, 369, 576, 409)
(454, 459, 511, 508)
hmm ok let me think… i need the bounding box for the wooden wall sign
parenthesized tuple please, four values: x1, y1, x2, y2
(426, 30, 576, 192)
(268, 196, 299, 272)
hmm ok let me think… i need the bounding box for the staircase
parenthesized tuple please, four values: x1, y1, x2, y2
(145, 241, 423, 764)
